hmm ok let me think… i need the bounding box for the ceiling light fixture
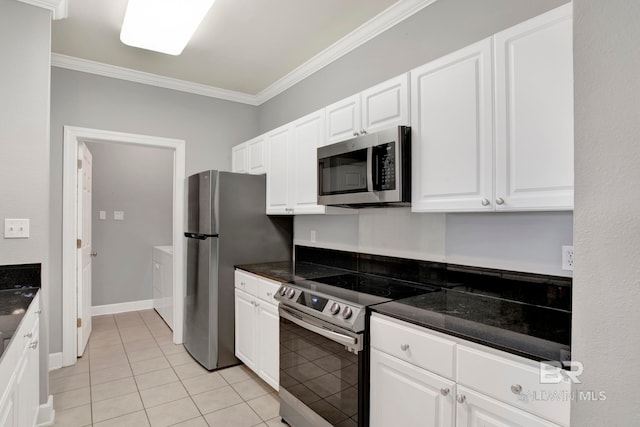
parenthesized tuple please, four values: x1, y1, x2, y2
(120, 0, 215, 56)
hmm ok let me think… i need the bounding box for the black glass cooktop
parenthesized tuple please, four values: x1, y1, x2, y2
(295, 273, 438, 304)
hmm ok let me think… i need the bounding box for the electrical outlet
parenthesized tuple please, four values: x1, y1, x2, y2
(562, 245, 574, 271)
(310, 230, 317, 243)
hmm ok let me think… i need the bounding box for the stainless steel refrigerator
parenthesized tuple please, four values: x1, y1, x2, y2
(184, 171, 292, 370)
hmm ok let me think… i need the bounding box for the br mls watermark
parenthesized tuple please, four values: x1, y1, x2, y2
(514, 361, 607, 402)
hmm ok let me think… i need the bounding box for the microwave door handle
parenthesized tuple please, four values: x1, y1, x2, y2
(366, 146, 374, 192)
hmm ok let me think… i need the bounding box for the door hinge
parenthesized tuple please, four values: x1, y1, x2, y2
(77, 159, 82, 169)
(77, 239, 82, 248)
(77, 318, 82, 328)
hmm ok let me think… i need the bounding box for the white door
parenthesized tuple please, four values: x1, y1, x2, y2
(234, 289, 257, 370)
(361, 74, 410, 134)
(292, 110, 326, 214)
(370, 348, 455, 427)
(494, 4, 573, 211)
(456, 386, 559, 427)
(77, 142, 93, 356)
(257, 301, 279, 390)
(326, 94, 361, 144)
(247, 136, 266, 175)
(265, 126, 292, 214)
(231, 143, 247, 173)
(411, 38, 494, 212)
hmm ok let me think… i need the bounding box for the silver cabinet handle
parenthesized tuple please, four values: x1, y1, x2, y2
(360, 129, 367, 134)
(29, 341, 38, 349)
(24, 332, 33, 338)
(481, 198, 490, 206)
(90, 251, 98, 257)
(353, 132, 359, 137)
(440, 388, 450, 396)
(456, 394, 466, 404)
(511, 384, 523, 394)
(240, 282, 246, 287)
(267, 292, 273, 297)
(496, 197, 505, 205)
(35, 310, 41, 315)
(400, 344, 410, 351)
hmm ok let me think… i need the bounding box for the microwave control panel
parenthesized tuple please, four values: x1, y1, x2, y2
(373, 142, 396, 191)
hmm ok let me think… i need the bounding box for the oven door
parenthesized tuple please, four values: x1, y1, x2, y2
(279, 305, 363, 427)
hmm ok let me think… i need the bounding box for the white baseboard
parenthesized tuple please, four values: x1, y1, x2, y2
(92, 299, 154, 316)
(48, 353, 63, 371)
(36, 395, 55, 427)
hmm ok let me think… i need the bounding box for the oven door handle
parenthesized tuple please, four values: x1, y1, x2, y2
(279, 307, 362, 353)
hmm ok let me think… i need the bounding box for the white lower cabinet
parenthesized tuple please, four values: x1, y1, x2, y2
(370, 313, 569, 427)
(0, 293, 40, 427)
(234, 270, 280, 390)
(152, 246, 173, 330)
(370, 348, 454, 427)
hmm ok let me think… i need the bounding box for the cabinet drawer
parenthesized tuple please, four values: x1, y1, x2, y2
(370, 314, 455, 380)
(257, 278, 280, 304)
(234, 270, 258, 295)
(457, 345, 570, 426)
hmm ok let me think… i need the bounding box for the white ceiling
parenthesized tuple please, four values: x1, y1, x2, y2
(51, 0, 424, 102)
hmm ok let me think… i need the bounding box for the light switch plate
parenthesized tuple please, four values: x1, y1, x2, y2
(99, 211, 106, 220)
(114, 211, 124, 221)
(4, 218, 30, 239)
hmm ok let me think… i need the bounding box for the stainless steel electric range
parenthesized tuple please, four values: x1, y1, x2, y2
(275, 273, 437, 427)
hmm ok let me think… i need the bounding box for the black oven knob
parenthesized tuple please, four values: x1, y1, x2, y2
(329, 302, 341, 315)
(279, 287, 288, 296)
(286, 288, 296, 299)
(341, 306, 353, 320)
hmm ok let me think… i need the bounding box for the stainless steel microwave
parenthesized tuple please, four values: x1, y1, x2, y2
(317, 126, 411, 207)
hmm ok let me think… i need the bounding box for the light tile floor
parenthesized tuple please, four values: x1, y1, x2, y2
(50, 310, 283, 427)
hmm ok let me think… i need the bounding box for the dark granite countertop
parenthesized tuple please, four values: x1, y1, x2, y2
(371, 289, 571, 362)
(235, 261, 348, 283)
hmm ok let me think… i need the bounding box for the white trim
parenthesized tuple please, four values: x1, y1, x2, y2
(255, 0, 437, 104)
(50, 0, 436, 105)
(51, 54, 259, 106)
(62, 126, 186, 367)
(92, 299, 154, 316)
(36, 395, 55, 427)
(48, 353, 63, 371)
(16, 0, 67, 19)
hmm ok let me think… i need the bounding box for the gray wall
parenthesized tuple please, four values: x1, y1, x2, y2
(50, 68, 259, 352)
(0, 0, 51, 405)
(257, 0, 569, 132)
(86, 142, 173, 307)
(572, 1, 640, 424)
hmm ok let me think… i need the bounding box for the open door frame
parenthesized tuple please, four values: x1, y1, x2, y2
(62, 126, 186, 367)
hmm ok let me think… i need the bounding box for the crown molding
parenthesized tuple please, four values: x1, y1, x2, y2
(51, 54, 260, 105)
(254, 0, 438, 104)
(16, 0, 68, 19)
(51, 0, 438, 106)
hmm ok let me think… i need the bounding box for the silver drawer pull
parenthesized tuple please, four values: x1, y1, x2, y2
(440, 388, 450, 396)
(267, 292, 273, 297)
(456, 394, 466, 404)
(511, 384, 523, 394)
(29, 341, 38, 349)
(24, 332, 33, 338)
(35, 310, 42, 315)
(400, 344, 410, 351)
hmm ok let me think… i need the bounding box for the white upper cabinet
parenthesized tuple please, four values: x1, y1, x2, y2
(265, 125, 293, 214)
(291, 110, 326, 214)
(412, 4, 573, 212)
(232, 136, 266, 175)
(494, 3, 574, 211)
(326, 74, 409, 144)
(231, 143, 247, 173)
(411, 38, 494, 212)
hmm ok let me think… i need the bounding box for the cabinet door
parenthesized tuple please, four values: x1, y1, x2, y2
(266, 126, 293, 214)
(411, 38, 494, 212)
(152, 259, 162, 315)
(494, 4, 573, 211)
(0, 377, 16, 427)
(370, 348, 454, 427)
(231, 143, 248, 173)
(291, 110, 326, 215)
(247, 136, 266, 175)
(16, 320, 39, 427)
(162, 251, 174, 330)
(234, 289, 257, 370)
(256, 302, 279, 391)
(456, 386, 560, 427)
(326, 94, 361, 144)
(361, 74, 409, 134)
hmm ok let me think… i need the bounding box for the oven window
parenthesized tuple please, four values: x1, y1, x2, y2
(319, 149, 368, 196)
(280, 317, 360, 427)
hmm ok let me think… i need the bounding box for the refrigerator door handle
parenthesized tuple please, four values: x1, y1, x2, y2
(184, 232, 219, 240)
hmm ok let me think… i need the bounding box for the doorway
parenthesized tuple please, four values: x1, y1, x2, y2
(62, 126, 186, 367)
